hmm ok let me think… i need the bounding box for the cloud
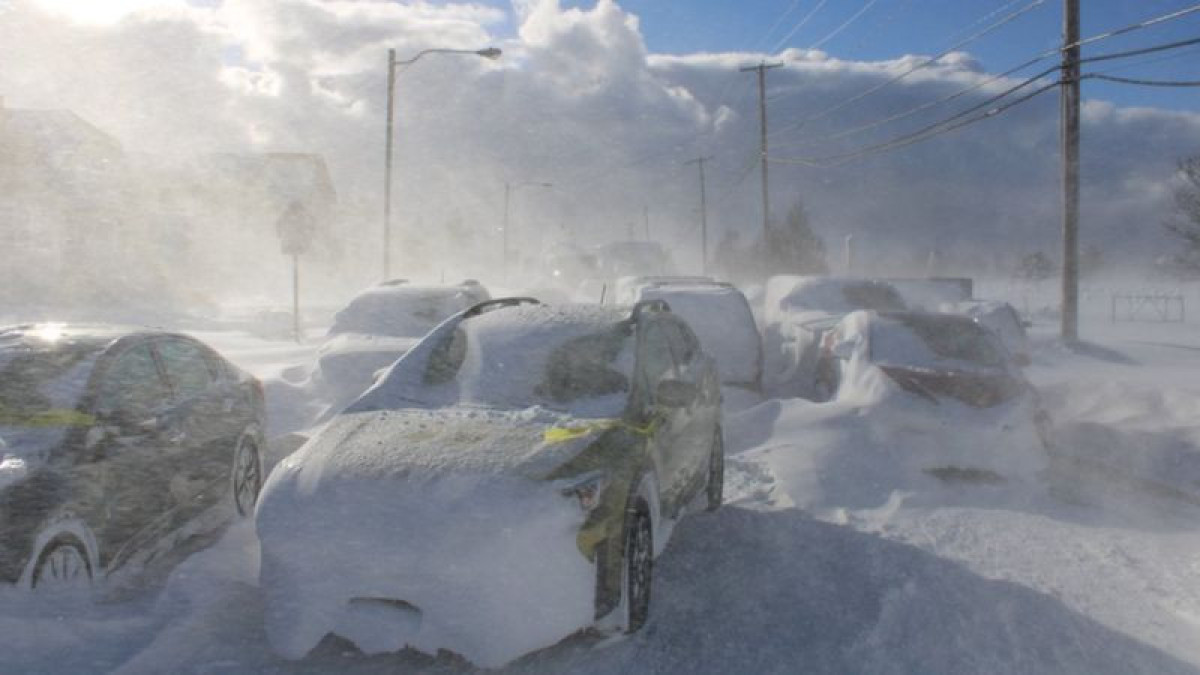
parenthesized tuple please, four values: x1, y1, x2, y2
(2, 0, 1200, 291)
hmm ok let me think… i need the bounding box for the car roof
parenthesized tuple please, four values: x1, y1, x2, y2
(0, 323, 166, 355)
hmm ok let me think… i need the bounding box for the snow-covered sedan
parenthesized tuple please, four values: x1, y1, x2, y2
(256, 298, 724, 666)
(762, 275, 907, 399)
(814, 310, 1049, 484)
(0, 324, 265, 592)
(313, 280, 490, 413)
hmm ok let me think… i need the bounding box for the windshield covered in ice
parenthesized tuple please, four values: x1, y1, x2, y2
(362, 305, 634, 415)
(870, 313, 1008, 371)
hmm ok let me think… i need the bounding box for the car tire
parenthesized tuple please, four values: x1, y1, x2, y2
(31, 534, 94, 591)
(622, 498, 654, 634)
(232, 433, 264, 517)
(705, 427, 724, 512)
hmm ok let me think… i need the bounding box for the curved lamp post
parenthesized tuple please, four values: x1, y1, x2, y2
(383, 46, 501, 280)
(502, 180, 553, 283)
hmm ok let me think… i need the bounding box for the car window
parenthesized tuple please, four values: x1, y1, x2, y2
(536, 327, 630, 403)
(662, 318, 699, 366)
(157, 339, 216, 399)
(638, 319, 678, 396)
(95, 344, 170, 418)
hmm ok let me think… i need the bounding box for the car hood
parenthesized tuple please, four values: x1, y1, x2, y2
(274, 406, 612, 490)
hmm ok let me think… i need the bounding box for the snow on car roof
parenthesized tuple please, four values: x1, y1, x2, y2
(773, 277, 906, 315)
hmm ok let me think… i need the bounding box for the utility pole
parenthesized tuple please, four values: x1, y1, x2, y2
(1061, 0, 1081, 342)
(685, 156, 714, 275)
(643, 205, 651, 241)
(502, 180, 511, 281)
(383, 48, 397, 280)
(740, 61, 783, 251)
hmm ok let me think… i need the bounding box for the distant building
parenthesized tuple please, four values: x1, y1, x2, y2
(0, 99, 142, 309)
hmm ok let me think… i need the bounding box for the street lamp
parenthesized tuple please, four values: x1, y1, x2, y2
(383, 46, 501, 281)
(502, 180, 553, 283)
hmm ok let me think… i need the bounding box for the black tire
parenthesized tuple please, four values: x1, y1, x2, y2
(706, 427, 725, 512)
(31, 534, 93, 590)
(232, 434, 263, 517)
(623, 500, 653, 634)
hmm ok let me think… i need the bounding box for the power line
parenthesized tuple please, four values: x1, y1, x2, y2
(1078, 34, 1200, 66)
(810, 0, 882, 50)
(1083, 73, 1200, 87)
(768, 0, 1047, 137)
(1068, 3, 1200, 52)
(769, 0, 830, 53)
(773, 34, 1200, 152)
(769, 78, 1060, 167)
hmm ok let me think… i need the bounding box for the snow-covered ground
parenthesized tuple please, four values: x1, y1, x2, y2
(4, 310, 1200, 673)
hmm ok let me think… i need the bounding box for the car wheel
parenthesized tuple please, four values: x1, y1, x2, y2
(622, 499, 653, 634)
(232, 433, 263, 517)
(31, 534, 93, 591)
(706, 427, 724, 512)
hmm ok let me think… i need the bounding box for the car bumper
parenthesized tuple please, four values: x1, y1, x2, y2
(257, 471, 595, 667)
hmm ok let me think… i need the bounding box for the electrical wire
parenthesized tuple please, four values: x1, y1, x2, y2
(1082, 73, 1200, 87)
(769, 0, 830, 53)
(768, 0, 1047, 138)
(1078, 35, 1200, 66)
(810, 0, 882, 50)
(769, 78, 1060, 167)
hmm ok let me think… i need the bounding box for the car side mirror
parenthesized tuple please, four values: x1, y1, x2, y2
(655, 379, 699, 408)
(831, 340, 855, 360)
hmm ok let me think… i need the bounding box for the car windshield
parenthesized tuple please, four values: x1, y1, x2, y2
(361, 306, 634, 415)
(871, 314, 1008, 370)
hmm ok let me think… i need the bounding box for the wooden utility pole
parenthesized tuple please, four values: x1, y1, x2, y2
(383, 48, 396, 280)
(685, 156, 714, 275)
(1061, 0, 1081, 342)
(741, 62, 783, 250)
(643, 205, 651, 240)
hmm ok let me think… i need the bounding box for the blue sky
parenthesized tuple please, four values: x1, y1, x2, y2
(490, 1, 1200, 112)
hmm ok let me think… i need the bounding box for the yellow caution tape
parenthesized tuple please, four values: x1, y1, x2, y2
(543, 418, 657, 445)
(0, 408, 96, 428)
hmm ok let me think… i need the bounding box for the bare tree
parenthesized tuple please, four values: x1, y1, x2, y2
(1162, 156, 1200, 275)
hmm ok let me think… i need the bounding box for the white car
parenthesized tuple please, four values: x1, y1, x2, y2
(762, 276, 907, 398)
(814, 310, 1049, 484)
(256, 299, 723, 667)
(616, 276, 762, 391)
(313, 280, 489, 412)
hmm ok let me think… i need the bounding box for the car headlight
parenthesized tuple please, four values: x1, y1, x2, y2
(555, 471, 609, 512)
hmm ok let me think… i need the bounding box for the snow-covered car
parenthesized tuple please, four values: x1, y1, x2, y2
(314, 280, 490, 411)
(256, 298, 724, 666)
(0, 323, 265, 591)
(617, 277, 762, 391)
(814, 310, 1049, 483)
(762, 275, 907, 398)
(940, 299, 1031, 366)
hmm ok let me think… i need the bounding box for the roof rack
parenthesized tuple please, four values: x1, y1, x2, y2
(462, 296, 540, 319)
